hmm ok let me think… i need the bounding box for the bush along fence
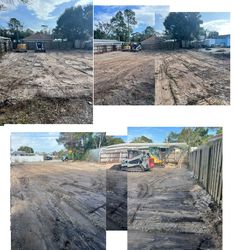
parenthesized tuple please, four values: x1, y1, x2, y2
(188, 137, 222, 205)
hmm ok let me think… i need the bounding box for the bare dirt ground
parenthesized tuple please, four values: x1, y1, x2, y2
(0, 50, 93, 124)
(94, 52, 155, 105)
(106, 169, 127, 230)
(11, 161, 106, 250)
(155, 50, 230, 105)
(94, 49, 229, 106)
(128, 167, 222, 249)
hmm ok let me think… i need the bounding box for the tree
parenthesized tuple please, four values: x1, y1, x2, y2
(18, 146, 34, 154)
(104, 136, 125, 146)
(53, 5, 92, 42)
(110, 11, 127, 41)
(207, 31, 219, 39)
(131, 136, 153, 143)
(131, 32, 143, 42)
(124, 9, 137, 42)
(94, 21, 112, 39)
(8, 17, 23, 41)
(166, 132, 179, 143)
(165, 127, 210, 147)
(164, 12, 203, 45)
(144, 26, 155, 39)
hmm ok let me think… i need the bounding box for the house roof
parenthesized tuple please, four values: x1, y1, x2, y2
(94, 39, 123, 46)
(217, 34, 230, 39)
(0, 36, 11, 40)
(23, 33, 53, 41)
(141, 35, 165, 45)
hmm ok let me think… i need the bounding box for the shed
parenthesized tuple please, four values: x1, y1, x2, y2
(23, 33, 53, 50)
(94, 39, 123, 53)
(95, 142, 187, 164)
(11, 151, 44, 163)
(0, 36, 12, 54)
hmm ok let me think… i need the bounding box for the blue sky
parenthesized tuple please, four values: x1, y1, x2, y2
(11, 132, 64, 153)
(94, 6, 230, 35)
(0, 0, 92, 31)
(127, 127, 218, 143)
(127, 127, 182, 143)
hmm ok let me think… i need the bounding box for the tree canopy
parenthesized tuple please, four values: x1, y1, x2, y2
(207, 31, 219, 39)
(57, 133, 125, 160)
(94, 9, 137, 42)
(164, 12, 203, 43)
(165, 127, 221, 147)
(17, 146, 34, 154)
(131, 136, 153, 143)
(53, 5, 92, 41)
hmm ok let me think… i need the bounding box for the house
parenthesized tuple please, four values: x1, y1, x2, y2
(94, 39, 124, 53)
(23, 33, 53, 50)
(141, 35, 179, 50)
(204, 34, 230, 48)
(11, 151, 44, 163)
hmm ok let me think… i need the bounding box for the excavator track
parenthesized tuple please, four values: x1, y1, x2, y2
(121, 166, 145, 172)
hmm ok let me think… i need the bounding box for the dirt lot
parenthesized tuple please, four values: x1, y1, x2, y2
(94, 49, 229, 105)
(128, 167, 222, 249)
(155, 50, 230, 105)
(11, 161, 106, 250)
(0, 50, 93, 124)
(94, 51, 155, 105)
(106, 169, 127, 230)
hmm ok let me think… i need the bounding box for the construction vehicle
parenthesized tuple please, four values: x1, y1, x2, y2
(122, 43, 131, 51)
(131, 42, 142, 52)
(35, 42, 46, 52)
(15, 43, 27, 52)
(61, 155, 69, 162)
(122, 42, 142, 52)
(120, 149, 155, 172)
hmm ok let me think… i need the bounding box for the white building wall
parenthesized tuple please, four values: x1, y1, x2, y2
(11, 155, 44, 163)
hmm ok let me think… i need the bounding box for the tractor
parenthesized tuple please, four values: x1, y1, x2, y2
(120, 149, 155, 172)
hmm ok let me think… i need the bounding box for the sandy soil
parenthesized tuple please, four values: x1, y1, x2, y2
(0, 51, 93, 124)
(155, 50, 230, 105)
(106, 169, 127, 230)
(94, 52, 155, 105)
(94, 50, 229, 105)
(11, 161, 106, 250)
(128, 167, 222, 249)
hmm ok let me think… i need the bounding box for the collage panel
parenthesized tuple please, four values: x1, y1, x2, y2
(8, 127, 223, 249)
(10, 132, 106, 250)
(94, 6, 230, 105)
(0, 1, 93, 124)
(126, 127, 222, 249)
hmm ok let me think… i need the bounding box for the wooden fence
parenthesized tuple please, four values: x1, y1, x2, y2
(188, 137, 222, 205)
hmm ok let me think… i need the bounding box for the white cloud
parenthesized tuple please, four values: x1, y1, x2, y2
(134, 6, 169, 29)
(25, 0, 73, 20)
(202, 19, 230, 35)
(75, 0, 92, 6)
(94, 6, 170, 31)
